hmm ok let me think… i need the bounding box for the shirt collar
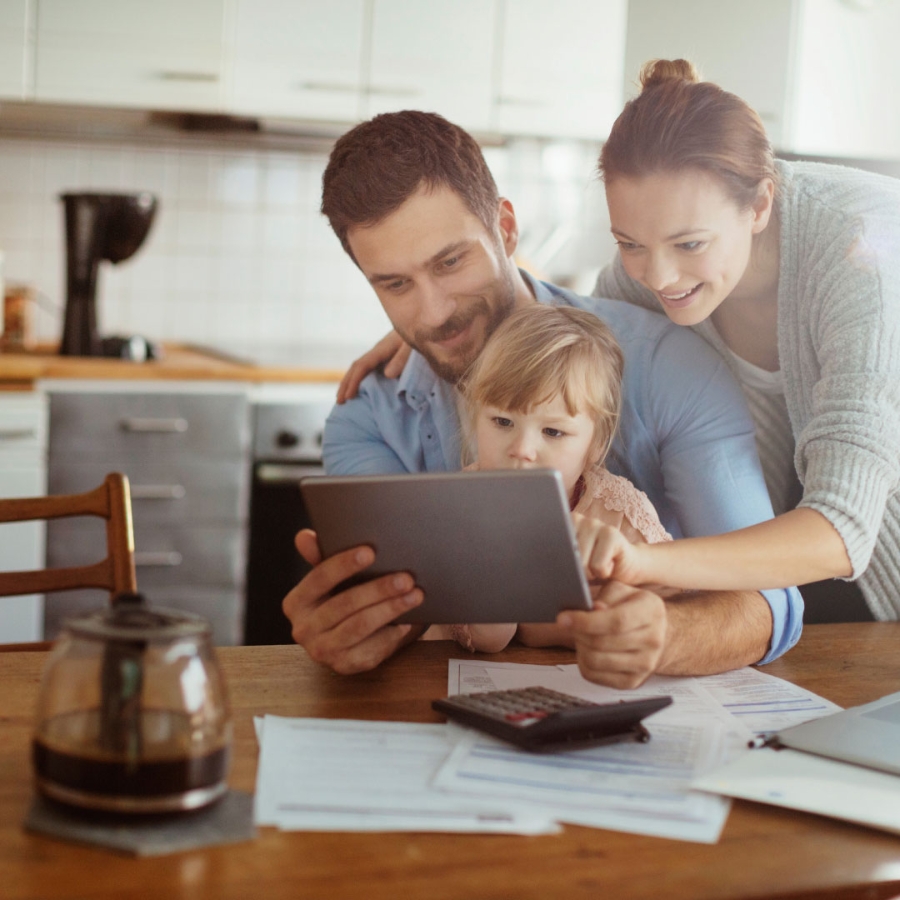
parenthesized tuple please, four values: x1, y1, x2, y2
(519, 268, 554, 305)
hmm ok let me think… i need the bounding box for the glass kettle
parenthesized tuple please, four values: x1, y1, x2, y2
(32, 594, 232, 813)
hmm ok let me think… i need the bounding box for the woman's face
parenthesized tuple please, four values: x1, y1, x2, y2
(605, 168, 773, 326)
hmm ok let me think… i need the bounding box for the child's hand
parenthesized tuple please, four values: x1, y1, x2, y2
(572, 513, 649, 585)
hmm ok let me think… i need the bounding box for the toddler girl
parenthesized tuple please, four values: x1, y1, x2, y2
(426, 303, 672, 652)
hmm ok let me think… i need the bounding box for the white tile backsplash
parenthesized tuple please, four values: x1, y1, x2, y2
(0, 133, 612, 357)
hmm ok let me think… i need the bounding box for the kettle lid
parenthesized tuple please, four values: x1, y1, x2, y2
(64, 593, 211, 644)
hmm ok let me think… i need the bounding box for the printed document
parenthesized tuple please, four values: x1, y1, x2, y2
(252, 660, 839, 843)
(693, 745, 900, 836)
(253, 715, 558, 834)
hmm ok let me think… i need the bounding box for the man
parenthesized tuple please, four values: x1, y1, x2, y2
(282, 110, 803, 688)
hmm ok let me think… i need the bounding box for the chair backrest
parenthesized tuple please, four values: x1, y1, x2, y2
(0, 472, 137, 599)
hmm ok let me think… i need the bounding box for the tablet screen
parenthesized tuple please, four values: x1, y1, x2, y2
(300, 469, 592, 624)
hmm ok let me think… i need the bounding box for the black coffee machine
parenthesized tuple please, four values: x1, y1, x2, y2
(59, 192, 159, 358)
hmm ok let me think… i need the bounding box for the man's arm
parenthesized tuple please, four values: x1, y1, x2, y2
(323, 381, 411, 476)
(518, 583, 772, 690)
(289, 375, 435, 673)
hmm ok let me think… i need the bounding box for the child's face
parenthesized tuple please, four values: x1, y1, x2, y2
(475, 393, 597, 500)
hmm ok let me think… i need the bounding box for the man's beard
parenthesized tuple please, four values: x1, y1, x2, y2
(401, 265, 518, 385)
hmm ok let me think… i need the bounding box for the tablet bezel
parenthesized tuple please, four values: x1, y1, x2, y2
(300, 469, 593, 624)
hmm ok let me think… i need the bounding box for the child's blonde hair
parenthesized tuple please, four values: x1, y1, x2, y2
(462, 304, 624, 467)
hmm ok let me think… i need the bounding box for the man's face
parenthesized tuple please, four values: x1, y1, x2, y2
(347, 185, 522, 384)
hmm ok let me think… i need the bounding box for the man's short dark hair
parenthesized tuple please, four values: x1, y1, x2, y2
(321, 110, 500, 261)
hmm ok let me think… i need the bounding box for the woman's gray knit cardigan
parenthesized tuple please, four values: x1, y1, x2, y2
(594, 159, 900, 620)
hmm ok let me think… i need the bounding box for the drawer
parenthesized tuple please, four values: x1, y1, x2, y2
(49, 460, 249, 525)
(48, 520, 246, 589)
(48, 391, 250, 461)
(43, 586, 243, 646)
(0, 392, 48, 455)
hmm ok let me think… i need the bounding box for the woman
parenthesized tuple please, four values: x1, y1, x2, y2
(584, 58, 900, 621)
(338, 59, 900, 621)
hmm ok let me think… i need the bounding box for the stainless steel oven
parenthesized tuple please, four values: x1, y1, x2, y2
(244, 399, 333, 644)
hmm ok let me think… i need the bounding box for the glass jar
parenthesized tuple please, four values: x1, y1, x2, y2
(32, 595, 232, 813)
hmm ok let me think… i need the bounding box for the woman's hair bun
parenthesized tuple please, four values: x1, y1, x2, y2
(639, 58, 700, 91)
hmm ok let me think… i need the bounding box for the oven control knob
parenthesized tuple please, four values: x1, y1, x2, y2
(315, 431, 324, 447)
(276, 430, 300, 449)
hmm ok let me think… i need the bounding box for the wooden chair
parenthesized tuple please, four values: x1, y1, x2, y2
(0, 472, 137, 649)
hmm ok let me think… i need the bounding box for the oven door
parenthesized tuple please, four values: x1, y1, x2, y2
(244, 461, 324, 645)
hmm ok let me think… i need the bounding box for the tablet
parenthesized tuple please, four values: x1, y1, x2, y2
(300, 469, 593, 624)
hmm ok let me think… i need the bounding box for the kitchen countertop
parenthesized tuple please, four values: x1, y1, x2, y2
(0, 343, 348, 385)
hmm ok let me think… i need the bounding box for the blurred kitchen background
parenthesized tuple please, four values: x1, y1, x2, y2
(1, 0, 898, 362)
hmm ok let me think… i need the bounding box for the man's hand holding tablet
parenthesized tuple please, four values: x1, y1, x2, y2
(299, 470, 593, 625)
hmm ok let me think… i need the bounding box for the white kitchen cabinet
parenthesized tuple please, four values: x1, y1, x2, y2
(624, 0, 797, 151)
(15, 0, 632, 141)
(35, 0, 226, 111)
(494, 0, 627, 140)
(790, 0, 900, 159)
(625, 0, 900, 160)
(228, 0, 367, 123)
(0, 391, 47, 644)
(0, 0, 33, 100)
(366, 0, 496, 133)
(229, 0, 496, 132)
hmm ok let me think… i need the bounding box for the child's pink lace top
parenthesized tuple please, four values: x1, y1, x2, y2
(573, 467, 672, 545)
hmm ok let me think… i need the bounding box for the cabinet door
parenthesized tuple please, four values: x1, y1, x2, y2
(0, 0, 31, 100)
(35, 0, 226, 111)
(623, 0, 795, 151)
(791, 0, 900, 158)
(48, 392, 250, 463)
(0, 461, 45, 643)
(229, 0, 367, 122)
(366, 0, 496, 133)
(0, 392, 47, 644)
(495, 0, 627, 140)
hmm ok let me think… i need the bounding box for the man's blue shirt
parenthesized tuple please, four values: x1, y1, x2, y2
(324, 273, 804, 663)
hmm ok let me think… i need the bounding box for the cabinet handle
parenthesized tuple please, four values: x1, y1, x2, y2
(157, 71, 219, 83)
(0, 428, 37, 441)
(296, 81, 362, 93)
(496, 96, 547, 108)
(130, 484, 187, 500)
(296, 82, 419, 98)
(365, 85, 419, 98)
(134, 551, 183, 568)
(257, 463, 324, 484)
(120, 417, 188, 434)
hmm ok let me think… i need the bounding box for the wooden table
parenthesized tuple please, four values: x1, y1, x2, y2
(3, 625, 900, 900)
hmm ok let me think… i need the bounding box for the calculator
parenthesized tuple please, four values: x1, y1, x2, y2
(432, 686, 672, 753)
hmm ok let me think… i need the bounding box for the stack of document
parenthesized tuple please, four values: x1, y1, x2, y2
(253, 660, 841, 844)
(694, 690, 900, 836)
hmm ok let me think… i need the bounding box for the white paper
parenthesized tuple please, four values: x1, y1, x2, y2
(447, 659, 558, 695)
(432, 659, 844, 844)
(556, 663, 841, 738)
(695, 667, 842, 736)
(253, 715, 558, 835)
(693, 746, 900, 836)
(251, 661, 840, 843)
(433, 722, 730, 844)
